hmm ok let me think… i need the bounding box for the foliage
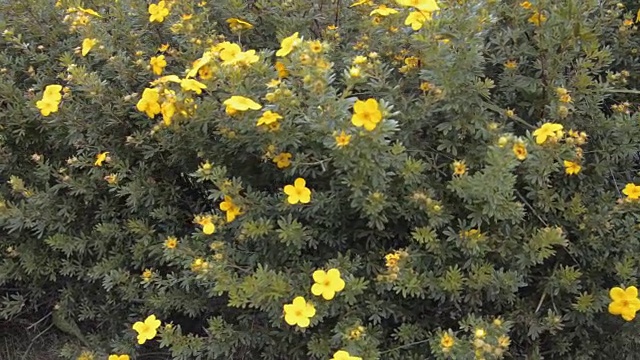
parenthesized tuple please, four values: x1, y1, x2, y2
(1, 0, 640, 359)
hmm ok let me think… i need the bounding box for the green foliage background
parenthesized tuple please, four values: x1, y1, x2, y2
(1, 0, 640, 359)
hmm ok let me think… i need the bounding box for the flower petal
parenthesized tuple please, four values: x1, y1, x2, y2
(610, 287, 626, 301)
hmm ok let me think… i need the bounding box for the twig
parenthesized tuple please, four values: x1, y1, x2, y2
(610, 169, 622, 197)
(535, 291, 546, 313)
(26, 312, 51, 330)
(20, 323, 53, 360)
(516, 190, 548, 226)
(379, 339, 431, 354)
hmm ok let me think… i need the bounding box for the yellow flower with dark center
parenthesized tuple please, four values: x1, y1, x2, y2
(132, 315, 161, 344)
(226, 18, 253, 32)
(404, 11, 431, 30)
(198, 65, 213, 80)
(311, 268, 346, 300)
(370, 4, 398, 16)
(257, 110, 283, 126)
(180, 78, 207, 94)
(533, 122, 563, 145)
(512, 141, 527, 160)
(219, 196, 242, 222)
(283, 296, 316, 327)
(108, 355, 130, 360)
(453, 160, 466, 176)
(223, 96, 262, 113)
(441, 333, 454, 348)
(276, 32, 302, 57)
(81, 38, 97, 56)
(622, 183, 640, 200)
(273, 152, 292, 169)
(284, 177, 311, 204)
(149, 55, 166, 75)
(335, 131, 352, 147)
(309, 40, 323, 53)
(95, 152, 109, 166)
(330, 350, 362, 360)
(164, 236, 178, 249)
(563, 160, 581, 175)
(136, 88, 161, 118)
(351, 98, 382, 131)
(396, 0, 440, 12)
(608, 286, 640, 321)
(148, 1, 169, 23)
(504, 60, 518, 69)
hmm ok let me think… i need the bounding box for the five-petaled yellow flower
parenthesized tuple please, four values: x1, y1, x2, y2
(351, 98, 383, 131)
(622, 183, 640, 200)
(563, 160, 581, 175)
(330, 350, 363, 360)
(180, 78, 207, 94)
(284, 177, 311, 204)
(453, 160, 466, 176)
(311, 268, 346, 300)
(404, 11, 431, 30)
(370, 5, 398, 16)
(164, 236, 178, 249)
(608, 286, 640, 321)
(95, 152, 109, 166)
(533, 123, 563, 145)
(108, 355, 130, 360)
(396, 0, 440, 12)
(223, 96, 262, 115)
(273, 152, 292, 169)
(335, 131, 352, 147)
(36, 84, 63, 116)
(81, 38, 98, 56)
(136, 88, 161, 118)
(220, 196, 242, 222)
(283, 296, 316, 327)
(257, 110, 283, 126)
(148, 1, 170, 23)
(512, 141, 527, 160)
(132, 314, 161, 344)
(441, 333, 454, 348)
(276, 32, 302, 57)
(149, 55, 167, 75)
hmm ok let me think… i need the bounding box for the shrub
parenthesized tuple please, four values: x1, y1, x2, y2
(1, 0, 640, 359)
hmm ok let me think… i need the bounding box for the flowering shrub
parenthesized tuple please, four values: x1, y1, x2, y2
(1, 0, 640, 359)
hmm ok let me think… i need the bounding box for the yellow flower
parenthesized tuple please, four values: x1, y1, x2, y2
(563, 160, 581, 175)
(141, 269, 153, 282)
(385, 253, 401, 268)
(198, 65, 213, 80)
(504, 60, 518, 69)
(283, 296, 316, 327)
(441, 333, 454, 348)
(161, 99, 176, 126)
(512, 141, 527, 160)
(276, 32, 301, 57)
(148, 1, 170, 23)
(219, 196, 242, 222)
(186, 52, 213, 78)
(273, 152, 292, 169)
(136, 88, 161, 118)
(95, 152, 109, 166)
(150, 75, 181, 86)
(104, 174, 118, 184)
(81, 38, 97, 56)
(637, 9, 640, 22)
(108, 355, 130, 360)
(36, 98, 60, 116)
(224, 96, 262, 113)
(608, 286, 640, 321)
(353, 55, 368, 65)
(309, 40, 323, 53)
(226, 18, 253, 31)
(180, 78, 207, 94)
(191, 257, 209, 272)
(404, 11, 431, 30)
(164, 236, 178, 249)
(132, 315, 161, 345)
(498, 335, 511, 348)
(350, 0, 372, 6)
(284, 177, 311, 204)
(196, 215, 216, 234)
(474, 328, 486, 338)
(275, 61, 289, 78)
(370, 4, 398, 16)
(533, 123, 563, 144)
(257, 110, 283, 126)
(330, 350, 363, 360)
(351, 98, 383, 131)
(519, 1, 532, 9)
(335, 131, 352, 147)
(149, 55, 166, 75)
(349, 66, 361, 78)
(396, 0, 440, 12)
(622, 183, 640, 200)
(528, 11, 547, 26)
(158, 43, 169, 52)
(453, 160, 466, 176)
(311, 268, 346, 300)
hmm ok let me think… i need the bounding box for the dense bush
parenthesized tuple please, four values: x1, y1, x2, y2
(1, 0, 640, 359)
